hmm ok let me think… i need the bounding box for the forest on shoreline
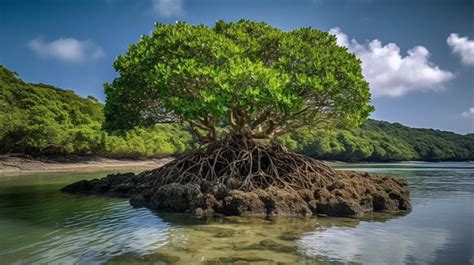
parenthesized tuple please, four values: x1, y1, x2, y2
(1, 65, 473, 161)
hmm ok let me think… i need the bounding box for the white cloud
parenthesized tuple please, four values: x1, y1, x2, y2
(329, 28, 454, 97)
(151, 0, 183, 17)
(461, 107, 474, 119)
(447, 33, 474, 66)
(28, 37, 104, 63)
(299, 221, 451, 264)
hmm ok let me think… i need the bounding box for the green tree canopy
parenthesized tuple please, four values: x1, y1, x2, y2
(104, 20, 374, 142)
(2, 64, 472, 161)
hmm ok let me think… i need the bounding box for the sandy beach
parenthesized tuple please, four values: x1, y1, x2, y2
(0, 154, 172, 176)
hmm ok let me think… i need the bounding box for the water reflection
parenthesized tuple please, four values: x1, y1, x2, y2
(299, 216, 450, 264)
(0, 200, 171, 264)
(0, 172, 171, 264)
(105, 213, 406, 264)
(0, 163, 472, 264)
(299, 196, 473, 265)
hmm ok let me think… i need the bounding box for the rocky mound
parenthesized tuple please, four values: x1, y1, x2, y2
(62, 138, 411, 217)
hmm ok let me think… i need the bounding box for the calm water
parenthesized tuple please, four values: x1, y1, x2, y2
(0, 162, 472, 264)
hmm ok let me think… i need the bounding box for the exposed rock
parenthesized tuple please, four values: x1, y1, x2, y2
(220, 190, 267, 216)
(61, 179, 95, 193)
(62, 163, 411, 218)
(61, 172, 137, 197)
(265, 187, 312, 217)
(149, 183, 202, 211)
(129, 194, 146, 207)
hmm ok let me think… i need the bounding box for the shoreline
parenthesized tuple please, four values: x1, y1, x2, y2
(0, 154, 173, 176)
(1, 154, 470, 176)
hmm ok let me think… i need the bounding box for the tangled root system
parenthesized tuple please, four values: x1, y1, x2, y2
(62, 135, 411, 217)
(144, 136, 337, 193)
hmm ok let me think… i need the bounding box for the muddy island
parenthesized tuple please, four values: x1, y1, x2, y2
(63, 20, 411, 218)
(62, 137, 411, 217)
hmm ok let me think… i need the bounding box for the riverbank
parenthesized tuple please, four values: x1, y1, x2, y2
(2, 154, 470, 176)
(0, 154, 173, 176)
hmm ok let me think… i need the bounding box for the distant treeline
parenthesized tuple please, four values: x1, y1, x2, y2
(1, 65, 473, 161)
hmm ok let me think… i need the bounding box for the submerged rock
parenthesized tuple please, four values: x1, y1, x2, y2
(278, 231, 302, 241)
(235, 239, 297, 253)
(203, 256, 275, 264)
(104, 252, 180, 264)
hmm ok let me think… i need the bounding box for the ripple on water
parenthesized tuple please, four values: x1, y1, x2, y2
(0, 199, 172, 264)
(297, 195, 473, 265)
(0, 164, 473, 264)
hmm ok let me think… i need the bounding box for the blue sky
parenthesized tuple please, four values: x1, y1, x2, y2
(1, 0, 473, 133)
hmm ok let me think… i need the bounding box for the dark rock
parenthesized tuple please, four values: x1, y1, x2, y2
(210, 184, 229, 200)
(214, 229, 235, 238)
(225, 177, 243, 189)
(61, 164, 411, 218)
(278, 232, 301, 241)
(104, 252, 180, 264)
(204, 256, 273, 264)
(236, 239, 297, 253)
(298, 189, 314, 202)
(266, 187, 312, 217)
(195, 226, 236, 238)
(359, 195, 374, 212)
(316, 198, 364, 217)
(149, 183, 202, 211)
(373, 194, 394, 211)
(307, 199, 318, 214)
(61, 179, 96, 193)
(62, 172, 137, 197)
(194, 207, 204, 216)
(220, 190, 266, 216)
(129, 194, 146, 207)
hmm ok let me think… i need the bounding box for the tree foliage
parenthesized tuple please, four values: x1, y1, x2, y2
(1, 64, 472, 161)
(104, 20, 373, 142)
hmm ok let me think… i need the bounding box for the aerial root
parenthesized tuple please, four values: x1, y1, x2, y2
(61, 135, 412, 217)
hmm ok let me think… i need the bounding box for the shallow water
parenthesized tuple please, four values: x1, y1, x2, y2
(0, 162, 472, 264)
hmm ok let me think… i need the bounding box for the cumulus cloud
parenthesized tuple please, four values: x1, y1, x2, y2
(152, 0, 183, 17)
(299, 221, 451, 264)
(447, 33, 474, 66)
(28, 37, 104, 63)
(461, 107, 474, 119)
(329, 28, 454, 97)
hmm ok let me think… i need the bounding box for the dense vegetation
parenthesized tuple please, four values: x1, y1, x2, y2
(280, 121, 474, 161)
(0, 65, 193, 158)
(105, 20, 373, 142)
(1, 65, 472, 161)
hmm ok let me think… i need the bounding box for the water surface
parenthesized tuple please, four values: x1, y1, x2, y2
(0, 162, 472, 264)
